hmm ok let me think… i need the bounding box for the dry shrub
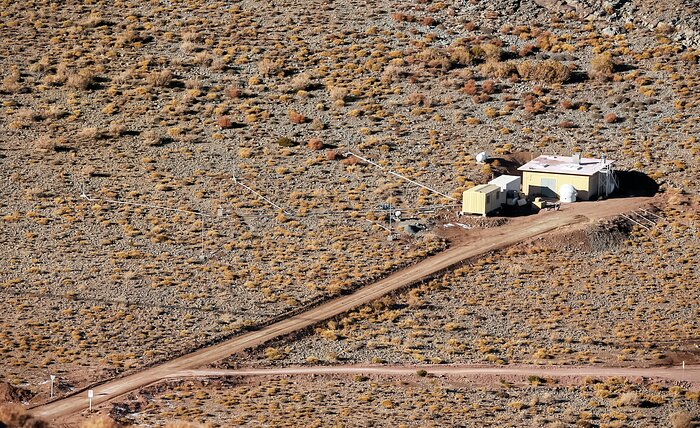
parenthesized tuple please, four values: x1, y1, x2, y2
(76, 127, 104, 142)
(669, 411, 693, 428)
(517, 60, 571, 84)
(141, 129, 162, 146)
(66, 72, 93, 90)
(391, 12, 415, 22)
(381, 65, 401, 84)
(558, 120, 576, 128)
(482, 80, 495, 94)
(34, 135, 56, 153)
(423, 48, 452, 71)
(480, 43, 502, 62)
(590, 52, 615, 79)
(290, 72, 312, 91)
(560, 100, 575, 110)
(448, 46, 473, 66)
(276, 137, 296, 147)
(0, 404, 47, 428)
(258, 58, 282, 77)
(108, 122, 127, 137)
(2, 68, 21, 93)
(80, 416, 119, 428)
(288, 110, 306, 124)
(147, 69, 172, 87)
(226, 84, 242, 99)
(603, 112, 618, 123)
(328, 86, 348, 102)
(340, 155, 361, 166)
(463, 79, 477, 95)
(480, 60, 517, 78)
(421, 16, 437, 26)
(614, 392, 640, 407)
(326, 150, 338, 160)
(217, 116, 235, 129)
(307, 138, 324, 150)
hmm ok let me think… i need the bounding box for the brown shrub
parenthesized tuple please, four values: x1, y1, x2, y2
(307, 138, 324, 150)
(480, 43, 502, 62)
(258, 58, 282, 77)
(590, 52, 615, 79)
(328, 86, 348, 102)
(669, 411, 693, 428)
(560, 100, 575, 110)
(80, 416, 119, 428)
(463, 79, 478, 95)
(34, 135, 56, 153)
(391, 13, 415, 22)
(217, 116, 235, 129)
(147, 69, 172, 87)
(326, 150, 338, 160)
(290, 72, 312, 92)
(517, 60, 571, 84)
(66, 72, 93, 90)
(482, 80, 495, 94)
(141, 129, 163, 146)
(559, 120, 576, 128)
(421, 16, 437, 26)
(225, 85, 242, 99)
(518, 44, 535, 57)
(340, 155, 361, 166)
(603, 112, 618, 123)
(448, 46, 473, 66)
(480, 60, 517, 79)
(288, 110, 306, 124)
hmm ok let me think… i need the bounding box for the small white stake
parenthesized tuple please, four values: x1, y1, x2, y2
(50, 375, 55, 398)
(88, 389, 94, 412)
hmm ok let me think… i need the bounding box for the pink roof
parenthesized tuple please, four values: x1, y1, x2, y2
(518, 155, 613, 177)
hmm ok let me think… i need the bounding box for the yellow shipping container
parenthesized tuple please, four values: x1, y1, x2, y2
(461, 184, 505, 216)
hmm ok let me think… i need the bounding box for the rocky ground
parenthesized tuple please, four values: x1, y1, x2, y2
(115, 374, 700, 427)
(0, 0, 699, 425)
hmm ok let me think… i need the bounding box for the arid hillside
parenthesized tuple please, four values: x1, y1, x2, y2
(0, 0, 699, 425)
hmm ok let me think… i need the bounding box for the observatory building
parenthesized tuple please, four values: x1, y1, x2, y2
(518, 154, 616, 201)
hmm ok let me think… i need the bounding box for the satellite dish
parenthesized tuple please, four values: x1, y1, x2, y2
(476, 152, 488, 163)
(394, 210, 401, 218)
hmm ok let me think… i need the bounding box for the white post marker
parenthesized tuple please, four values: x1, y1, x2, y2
(49, 375, 55, 398)
(682, 361, 685, 381)
(88, 389, 94, 412)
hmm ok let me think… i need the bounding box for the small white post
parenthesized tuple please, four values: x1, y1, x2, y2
(88, 389, 94, 412)
(49, 375, 55, 398)
(682, 361, 685, 381)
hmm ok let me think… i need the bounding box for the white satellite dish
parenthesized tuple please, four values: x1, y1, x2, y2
(394, 210, 401, 218)
(476, 152, 488, 163)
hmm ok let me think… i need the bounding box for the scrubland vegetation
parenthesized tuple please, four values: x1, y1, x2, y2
(118, 375, 700, 427)
(247, 199, 699, 367)
(0, 0, 699, 424)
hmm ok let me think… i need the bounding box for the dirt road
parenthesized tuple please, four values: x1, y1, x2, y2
(29, 197, 653, 421)
(172, 364, 699, 384)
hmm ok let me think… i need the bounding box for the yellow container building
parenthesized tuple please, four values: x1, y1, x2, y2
(518, 154, 616, 201)
(461, 184, 505, 216)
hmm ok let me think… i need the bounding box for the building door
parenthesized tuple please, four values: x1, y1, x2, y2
(540, 178, 557, 197)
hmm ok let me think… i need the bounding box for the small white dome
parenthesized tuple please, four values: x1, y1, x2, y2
(475, 151, 488, 163)
(560, 184, 577, 203)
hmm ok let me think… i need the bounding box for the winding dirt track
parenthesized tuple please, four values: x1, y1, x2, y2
(172, 364, 699, 384)
(29, 198, 651, 421)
